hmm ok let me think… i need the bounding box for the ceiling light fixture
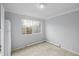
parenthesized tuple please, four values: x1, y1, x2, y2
(39, 3, 45, 8)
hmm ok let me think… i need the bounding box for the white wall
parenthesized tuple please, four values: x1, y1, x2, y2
(1, 4, 5, 55)
(45, 10, 79, 54)
(0, 4, 1, 45)
(0, 4, 1, 29)
(0, 29, 1, 45)
(5, 12, 45, 49)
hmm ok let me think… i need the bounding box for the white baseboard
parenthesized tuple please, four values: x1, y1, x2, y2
(46, 40, 60, 47)
(62, 46, 79, 56)
(46, 40, 79, 55)
(12, 40, 45, 52)
(12, 39, 79, 56)
(26, 40, 45, 47)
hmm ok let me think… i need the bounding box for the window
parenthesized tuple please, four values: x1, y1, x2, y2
(22, 19, 41, 34)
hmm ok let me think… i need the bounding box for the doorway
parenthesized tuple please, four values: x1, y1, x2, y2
(4, 20, 11, 56)
(1, 4, 11, 56)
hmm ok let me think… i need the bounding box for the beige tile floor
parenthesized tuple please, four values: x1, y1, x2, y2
(12, 42, 78, 56)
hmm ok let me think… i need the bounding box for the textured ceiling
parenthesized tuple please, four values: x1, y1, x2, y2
(3, 3, 79, 19)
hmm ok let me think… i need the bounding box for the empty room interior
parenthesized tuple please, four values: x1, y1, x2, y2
(0, 3, 79, 56)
